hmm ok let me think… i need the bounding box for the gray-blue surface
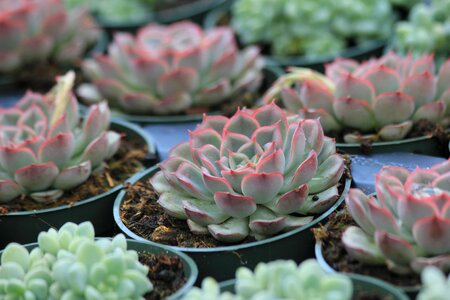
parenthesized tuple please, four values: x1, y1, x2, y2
(143, 122, 199, 161)
(0, 89, 24, 108)
(351, 152, 446, 194)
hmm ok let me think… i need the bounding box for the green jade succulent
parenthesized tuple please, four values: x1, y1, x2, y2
(183, 259, 352, 300)
(0, 221, 153, 299)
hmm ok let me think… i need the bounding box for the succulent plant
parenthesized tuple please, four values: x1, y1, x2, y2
(417, 266, 450, 300)
(150, 103, 345, 243)
(264, 52, 450, 143)
(183, 259, 352, 300)
(0, 0, 100, 74)
(394, 1, 450, 58)
(0, 221, 153, 299)
(231, 0, 394, 58)
(343, 159, 450, 274)
(81, 21, 263, 115)
(0, 71, 120, 203)
(64, 0, 151, 23)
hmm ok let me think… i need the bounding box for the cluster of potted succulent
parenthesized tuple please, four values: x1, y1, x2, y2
(1, 0, 450, 299)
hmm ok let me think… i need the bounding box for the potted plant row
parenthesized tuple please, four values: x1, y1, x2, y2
(0, 72, 156, 247)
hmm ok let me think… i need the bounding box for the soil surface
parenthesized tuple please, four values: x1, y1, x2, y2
(0, 136, 147, 213)
(313, 209, 421, 289)
(119, 157, 351, 248)
(353, 291, 393, 300)
(140, 252, 187, 300)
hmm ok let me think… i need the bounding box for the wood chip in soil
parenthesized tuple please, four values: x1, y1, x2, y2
(140, 253, 187, 300)
(0, 137, 147, 213)
(313, 209, 421, 289)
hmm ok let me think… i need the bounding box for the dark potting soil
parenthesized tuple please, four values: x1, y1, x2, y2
(119, 157, 351, 248)
(313, 209, 421, 288)
(0, 137, 147, 213)
(353, 291, 393, 300)
(140, 252, 187, 300)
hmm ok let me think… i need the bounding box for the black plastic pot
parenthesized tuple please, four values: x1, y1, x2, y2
(218, 273, 409, 299)
(0, 119, 156, 248)
(337, 134, 448, 157)
(113, 166, 351, 283)
(315, 242, 420, 298)
(204, 5, 385, 71)
(0, 239, 198, 300)
(83, 66, 283, 125)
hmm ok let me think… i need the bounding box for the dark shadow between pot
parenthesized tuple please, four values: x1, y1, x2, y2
(113, 166, 351, 283)
(315, 242, 420, 299)
(0, 239, 198, 300)
(0, 119, 156, 248)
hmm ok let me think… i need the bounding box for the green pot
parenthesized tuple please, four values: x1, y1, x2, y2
(113, 166, 351, 283)
(204, 5, 385, 71)
(0, 239, 198, 300)
(336, 134, 448, 157)
(315, 242, 420, 298)
(218, 273, 409, 300)
(85, 66, 283, 125)
(0, 119, 156, 248)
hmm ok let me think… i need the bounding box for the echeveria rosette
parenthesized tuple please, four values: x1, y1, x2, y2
(0, 222, 153, 299)
(343, 159, 450, 274)
(0, 72, 120, 203)
(264, 52, 450, 143)
(183, 259, 352, 300)
(82, 21, 263, 115)
(0, 0, 100, 74)
(151, 103, 345, 243)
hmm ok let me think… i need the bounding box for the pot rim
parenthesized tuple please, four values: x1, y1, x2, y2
(113, 165, 351, 253)
(314, 241, 421, 293)
(0, 238, 198, 300)
(336, 134, 434, 148)
(1, 118, 155, 217)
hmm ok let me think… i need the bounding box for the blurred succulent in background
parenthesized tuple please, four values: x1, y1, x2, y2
(0, 0, 100, 75)
(64, 0, 152, 23)
(417, 266, 450, 300)
(394, 0, 450, 60)
(81, 21, 263, 115)
(343, 159, 450, 274)
(0, 72, 120, 203)
(264, 52, 450, 143)
(232, 0, 394, 58)
(0, 222, 153, 299)
(151, 103, 345, 242)
(183, 259, 352, 299)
